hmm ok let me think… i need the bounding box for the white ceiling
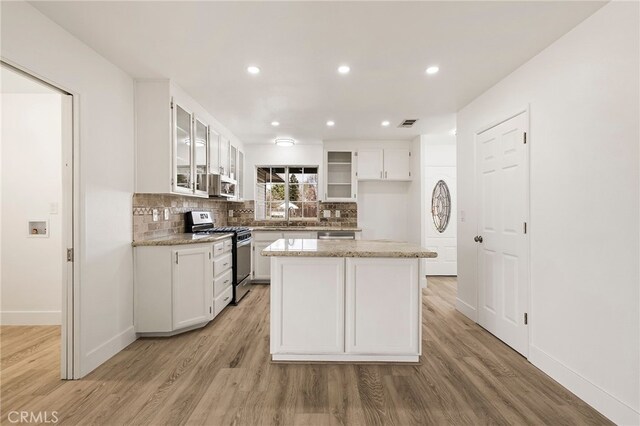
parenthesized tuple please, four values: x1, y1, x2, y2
(31, 1, 605, 144)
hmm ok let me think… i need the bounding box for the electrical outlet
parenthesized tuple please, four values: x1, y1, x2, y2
(323, 210, 331, 218)
(152, 209, 159, 222)
(164, 208, 170, 221)
(335, 210, 341, 218)
(229, 210, 234, 218)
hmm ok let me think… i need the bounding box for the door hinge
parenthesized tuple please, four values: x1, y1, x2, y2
(170, 99, 174, 110)
(523, 132, 527, 144)
(66, 248, 74, 262)
(524, 222, 527, 234)
(409, 171, 411, 177)
(209, 252, 212, 260)
(524, 312, 528, 325)
(355, 172, 358, 177)
(354, 152, 358, 157)
(409, 151, 412, 157)
(175, 253, 179, 264)
(210, 306, 212, 314)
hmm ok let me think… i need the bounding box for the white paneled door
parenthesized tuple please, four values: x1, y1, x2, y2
(424, 167, 457, 276)
(476, 111, 529, 357)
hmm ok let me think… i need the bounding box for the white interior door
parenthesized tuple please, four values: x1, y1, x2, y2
(424, 167, 457, 276)
(476, 111, 529, 357)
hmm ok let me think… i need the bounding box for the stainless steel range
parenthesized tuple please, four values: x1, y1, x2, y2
(185, 211, 252, 304)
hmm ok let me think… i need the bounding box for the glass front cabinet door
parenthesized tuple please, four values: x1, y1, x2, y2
(172, 100, 210, 196)
(173, 103, 193, 194)
(194, 117, 209, 196)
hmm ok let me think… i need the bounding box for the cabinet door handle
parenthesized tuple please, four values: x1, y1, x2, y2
(224, 279, 229, 284)
(223, 262, 229, 266)
(385, 171, 388, 179)
(224, 296, 230, 302)
(379, 171, 382, 179)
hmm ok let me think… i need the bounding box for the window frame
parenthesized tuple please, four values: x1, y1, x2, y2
(255, 165, 319, 221)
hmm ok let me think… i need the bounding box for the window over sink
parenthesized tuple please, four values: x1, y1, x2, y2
(255, 166, 318, 220)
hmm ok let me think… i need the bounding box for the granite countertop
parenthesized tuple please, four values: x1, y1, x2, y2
(132, 232, 234, 247)
(250, 226, 362, 231)
(262, 238, 437, 258)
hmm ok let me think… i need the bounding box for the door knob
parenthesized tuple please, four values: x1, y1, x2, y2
(478, 236, 483, 243)
(474, 236, 479, 242)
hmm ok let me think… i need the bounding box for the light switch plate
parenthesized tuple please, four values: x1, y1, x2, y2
(335, 210, 341, 218)
(152, 209, 159, 222)
(323, 210, 331, 218)
(164, 208, 170, 221)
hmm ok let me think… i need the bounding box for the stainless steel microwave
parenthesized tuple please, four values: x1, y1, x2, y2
(208, 174, 236, 198)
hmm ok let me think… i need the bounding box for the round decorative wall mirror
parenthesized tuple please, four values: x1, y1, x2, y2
(431, 180, 451, 233)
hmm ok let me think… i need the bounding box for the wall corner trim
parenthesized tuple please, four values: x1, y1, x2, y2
(529, 345, 640, 425)
(81, 326, 136, 378)
(455, 298, 477, 322)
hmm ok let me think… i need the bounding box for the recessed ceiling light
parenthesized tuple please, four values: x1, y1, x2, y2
(425, 66, 439, 75)
(381, 120, 390, 127)
(338, 65, 350, 74)
(271, 121, 280, 127)
(274, 138, 295, 147)
(247, 66, 260, 75)
(326, 120, 335, 127)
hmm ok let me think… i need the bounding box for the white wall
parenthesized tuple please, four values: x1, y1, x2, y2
(1, 2, 136, 376)
(456, 2, 639, 424)
(1, 93, 63, 324)
(243, 144, 324, 200)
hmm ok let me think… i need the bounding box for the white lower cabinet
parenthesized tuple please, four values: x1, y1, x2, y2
(172, 247, 214, 330)
(135, 237, 232, 336)
(270, 256, 421, 361)
(252, 232, 283, 281)
(345, 258, 420, 354)
(270, 257, 345, 354)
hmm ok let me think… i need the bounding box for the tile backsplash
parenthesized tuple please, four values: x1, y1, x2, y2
(227, 200, 358, 228)
(133, 194, 358, 241)
(133, 193, 229, 241)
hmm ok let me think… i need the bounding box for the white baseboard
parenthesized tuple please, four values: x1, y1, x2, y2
(81, 325, 136, 377)
(455, 298, 477, 321)
(1, 310, 61, 325)
(529, 345, 640, 425)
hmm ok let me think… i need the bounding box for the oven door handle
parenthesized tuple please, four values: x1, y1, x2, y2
(237, 238, 252, 247)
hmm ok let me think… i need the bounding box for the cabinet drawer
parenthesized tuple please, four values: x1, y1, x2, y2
(213, 253, 232, 276)
(213, 242, 225, 257)
(223, 239, 232, 252)
(214, 285, 233, 316)
(214, 269, 233, 297)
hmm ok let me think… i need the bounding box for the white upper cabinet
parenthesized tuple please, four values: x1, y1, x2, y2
(230, 145, 237, 181)
(208, 127, 220, 175)
(219, 136, 230, 178)
(356, 148, 411, 181)
(383, 148, 411, 180)
(172, 103, 194, 194)
(193, 117, 209, 196)
(324, 150, 357, 201)
(356, 149, 384, 180)
(134, 79, 243, 197)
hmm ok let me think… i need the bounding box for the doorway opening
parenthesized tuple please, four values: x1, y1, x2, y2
(0, 62, 75, 379)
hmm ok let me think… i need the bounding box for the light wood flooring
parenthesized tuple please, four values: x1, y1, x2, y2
(1, 277, 611, 425)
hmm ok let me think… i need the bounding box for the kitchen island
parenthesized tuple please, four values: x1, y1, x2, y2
(262, 239, 437, 362)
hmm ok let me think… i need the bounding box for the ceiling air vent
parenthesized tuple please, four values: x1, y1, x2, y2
(398, 119, 418, 128)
